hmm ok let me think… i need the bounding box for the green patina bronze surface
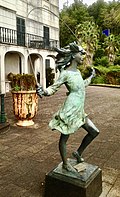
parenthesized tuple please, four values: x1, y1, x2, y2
(47, 69, 91, 135)
(36, 42, 99, 172)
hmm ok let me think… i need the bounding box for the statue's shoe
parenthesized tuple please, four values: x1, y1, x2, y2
(72, 151, 84, 163)
(62, 162, 77, 173)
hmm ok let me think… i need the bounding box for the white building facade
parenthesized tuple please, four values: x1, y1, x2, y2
(0, 0, 59, 93)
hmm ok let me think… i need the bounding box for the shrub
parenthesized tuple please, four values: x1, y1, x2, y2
(94, 66, 109, 75)
(94, 56, 109, 67)
(106, 69, 120, 85)
(76, 65, 120, 85)
(7, 73, 36, 91)
(92, 75, 106, 84)
(77, 65, 92, 79)
(114, 56, 120, 65)
(93, 66, 120, 85)
(93, 48, 105, 59)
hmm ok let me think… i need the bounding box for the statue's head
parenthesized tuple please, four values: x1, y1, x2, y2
(55, 42, 86, 72)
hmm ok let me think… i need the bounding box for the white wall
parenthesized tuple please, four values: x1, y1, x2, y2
(0, 7, 16, 29)
(5, 53, 20, 79)
(0, 0, 59, 93)
(0, 0, 16, 11)
(0, 0, 59, 41)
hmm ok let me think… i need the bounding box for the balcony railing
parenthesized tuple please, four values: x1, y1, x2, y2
(0, 26, 59, 50)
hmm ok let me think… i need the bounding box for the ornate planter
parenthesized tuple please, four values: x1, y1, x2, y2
(12, 90, 38, 126)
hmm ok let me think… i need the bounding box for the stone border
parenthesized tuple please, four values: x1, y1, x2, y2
(90, 84, 120, 88)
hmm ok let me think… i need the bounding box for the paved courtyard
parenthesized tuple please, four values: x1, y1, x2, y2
(0, 86, 120, 197)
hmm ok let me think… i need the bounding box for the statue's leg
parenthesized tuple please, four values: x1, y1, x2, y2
(59, 133, 69, 165)
(73, 117, 99, 163)
(59, 133, 77, 172)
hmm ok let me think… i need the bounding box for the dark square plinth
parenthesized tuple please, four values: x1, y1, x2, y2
(44, 159, 102, 197)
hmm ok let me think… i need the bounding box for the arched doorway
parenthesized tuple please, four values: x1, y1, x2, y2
(45, 58, 55, 87)
(5, 51, 24, 92)
(45, 55, 57, 87)
(5, 51, 24, 78)
(27, 53, 43, 85)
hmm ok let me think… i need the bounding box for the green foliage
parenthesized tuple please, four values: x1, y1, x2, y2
(76, 21, 99, 49)
(76, 21, 99, 66)
(78, 64, 120, 85)
(88, 0, 120, 34)
(7, 73, 36, 91)
(60, 0, 120, 85)
(14, 85, 21, 91)
(60, 13, 77, 46)
(93, 65, 120, 85)
(93, 47, 105, 59)
(88, 0, 108, 27)
(94, 65, 120, 73)
(114, 55, 120, 65)
(102, 2, 120, 34)
(113, 4, 120, 27)
(92, 75, 106, 84)
(106, 69, 120, 85)
(94, 66, 109, 74)
(94, 56, 109, 67)
(104, 34, 119, 63)
(77, 65, 92, 79)
(60, 1, 90, 47)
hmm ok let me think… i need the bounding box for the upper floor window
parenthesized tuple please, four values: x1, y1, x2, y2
(16, 17, 25, 46)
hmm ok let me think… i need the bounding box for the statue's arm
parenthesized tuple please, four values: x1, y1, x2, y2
(84, 76, 92, 87)
(36, 70, 67, 97)
(36, 85, 48, 98)
(84, 68, 95, 87)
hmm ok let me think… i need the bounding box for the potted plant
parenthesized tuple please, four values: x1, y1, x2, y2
(7, 73, 38, 126)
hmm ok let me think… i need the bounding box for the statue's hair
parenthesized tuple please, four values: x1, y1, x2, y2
(55, 42, 85, 72)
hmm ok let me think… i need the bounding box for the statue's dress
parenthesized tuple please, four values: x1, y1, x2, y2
(46, 69, 90, 135)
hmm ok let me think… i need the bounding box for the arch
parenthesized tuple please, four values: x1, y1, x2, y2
(45, 54, 57, 87)
(5, 51, 24, 80)
(27, 53, 43, 85)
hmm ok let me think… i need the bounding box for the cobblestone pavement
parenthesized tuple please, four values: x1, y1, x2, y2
(0, 86, 120, 197)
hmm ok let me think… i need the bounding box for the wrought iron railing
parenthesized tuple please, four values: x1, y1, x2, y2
(0, 26, 59, 50)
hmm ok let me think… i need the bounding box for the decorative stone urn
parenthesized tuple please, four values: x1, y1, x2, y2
(12, 90, 38, 126)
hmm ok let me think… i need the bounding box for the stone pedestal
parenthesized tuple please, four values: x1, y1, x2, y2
(44, 159, 102, 197)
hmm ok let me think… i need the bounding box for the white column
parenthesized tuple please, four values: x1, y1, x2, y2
(34, 58, 39, 83)
(34, 58, 38, 78)
(0, 53, 5, 94)
(39, 58, 43, 85)
(42, 57, 46, 89)
(23, 55, 28, 74)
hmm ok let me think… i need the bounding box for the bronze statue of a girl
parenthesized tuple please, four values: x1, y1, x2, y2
(36, 42, 99, 172)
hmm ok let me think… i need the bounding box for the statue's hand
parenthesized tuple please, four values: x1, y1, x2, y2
(36, 85, 44, 98)
(91, 67, 96, 78)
